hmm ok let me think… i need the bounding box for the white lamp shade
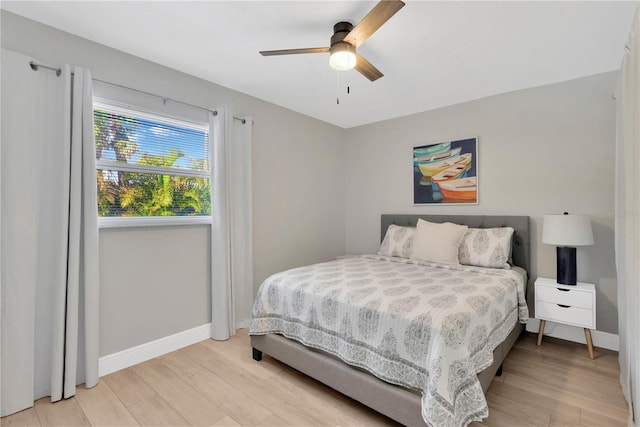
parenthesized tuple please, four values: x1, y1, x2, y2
(542, 214, 594, 246)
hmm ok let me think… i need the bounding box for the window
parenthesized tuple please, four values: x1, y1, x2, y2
(94, 102, 211, 227)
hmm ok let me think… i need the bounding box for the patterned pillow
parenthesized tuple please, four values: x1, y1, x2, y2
(458, 227, 514, 269)
(378, 225, 415, 258)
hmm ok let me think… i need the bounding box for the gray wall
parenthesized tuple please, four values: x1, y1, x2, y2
(99, 226, 211, 354)
(1, 11, 346, 356)
(2, 10, 620, 351)
(344, 73, 619, 334)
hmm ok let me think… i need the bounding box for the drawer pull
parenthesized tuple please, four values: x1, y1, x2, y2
(557, 304, 571, 308)
(557, 288, 571, 292)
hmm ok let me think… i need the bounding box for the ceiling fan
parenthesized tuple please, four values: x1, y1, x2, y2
(259, 0, 405, 82)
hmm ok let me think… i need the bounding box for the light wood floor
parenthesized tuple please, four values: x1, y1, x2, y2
(2, 330, 628, 427)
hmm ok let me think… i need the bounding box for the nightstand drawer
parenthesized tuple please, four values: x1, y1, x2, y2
(536, 301, 595, 328)
(536, 286, 593, 309)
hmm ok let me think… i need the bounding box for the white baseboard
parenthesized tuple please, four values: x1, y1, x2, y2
(526, 318, 619, 351)
(98, 323, 212, 377)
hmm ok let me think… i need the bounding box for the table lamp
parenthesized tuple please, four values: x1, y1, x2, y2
(542, 212, 594, 285)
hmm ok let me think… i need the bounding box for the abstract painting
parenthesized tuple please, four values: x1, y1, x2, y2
(413, 137, 478, 204)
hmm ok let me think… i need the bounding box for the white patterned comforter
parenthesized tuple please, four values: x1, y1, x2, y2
(249, 255, 529, 427)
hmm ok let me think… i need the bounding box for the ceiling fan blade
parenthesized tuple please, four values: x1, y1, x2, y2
(355, 53, 383, 81)
(260, 47, 330, 56)
(343, 0, 405, 48)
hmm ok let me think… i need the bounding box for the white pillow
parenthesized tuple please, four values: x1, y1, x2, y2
(458, 227, 514, 269)
(410, 219, 468, 265)
(378, 225, 415, 258)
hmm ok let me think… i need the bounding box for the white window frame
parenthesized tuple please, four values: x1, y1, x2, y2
(94, 100, 212, 229)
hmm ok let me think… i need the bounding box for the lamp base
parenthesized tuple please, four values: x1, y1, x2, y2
(557, 246, 577, 285)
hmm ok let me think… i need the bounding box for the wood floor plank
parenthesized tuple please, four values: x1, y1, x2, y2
(595, 351, 625, 376)
(74, 381, 140, 426)
(254, 413, 291, 426)
(200, 335, 283, 381)
(132, 358, 227, 426)
(539, 353, 628, 389)
(174, 341, 219, 364)
(270, 356, 399, 426)
(1, 406, 41, 427)
(485, 393, 550, 427)
(101, 367, 156, 407)
(525, 339, 625, 385)
(2, 330, 628, 427)
(126, 395, 190, 427)
(236, 330, 396, 426)
(486, 380, 581, 424)
(270, 373, 380, 427)
(34, 396, 90, 427)
(504, 355, 627, 408)
(160, 347, 273, 426)
(209, 415, 242, 426)
(199, 350, 349, 426)
(478, 406, 547, 427)
(548, 413, 582, 427)
(515, 335, 598, 369)
(502, 371, 628, 424)
(581, 407, 629, 427)
(507, 344, 545, 365)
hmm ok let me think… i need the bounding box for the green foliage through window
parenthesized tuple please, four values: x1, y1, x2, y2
(94, 105, 211, 218)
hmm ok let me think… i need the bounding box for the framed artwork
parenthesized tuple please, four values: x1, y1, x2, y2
(413, 137, 478, 204)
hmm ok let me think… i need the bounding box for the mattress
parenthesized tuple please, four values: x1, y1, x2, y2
(250, 255, 528, 426)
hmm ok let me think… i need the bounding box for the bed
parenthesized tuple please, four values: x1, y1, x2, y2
(250, 214, 530, 426)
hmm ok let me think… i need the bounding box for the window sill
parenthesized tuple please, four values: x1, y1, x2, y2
(99, 216, 212, 229)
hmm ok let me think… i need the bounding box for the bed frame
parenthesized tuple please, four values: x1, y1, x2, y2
(251, 214, 530, 426)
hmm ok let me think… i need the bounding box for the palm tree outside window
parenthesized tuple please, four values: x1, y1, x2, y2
(94, 102, 211, 223)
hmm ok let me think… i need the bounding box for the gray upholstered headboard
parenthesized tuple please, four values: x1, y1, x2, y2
(381, 214, 530, 276)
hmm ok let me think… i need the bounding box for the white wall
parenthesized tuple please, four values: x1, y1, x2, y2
(1, 11, 346, 356)
(344, 73, 619, 334)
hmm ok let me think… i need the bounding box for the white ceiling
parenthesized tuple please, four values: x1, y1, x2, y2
(2, 1, 637, 128)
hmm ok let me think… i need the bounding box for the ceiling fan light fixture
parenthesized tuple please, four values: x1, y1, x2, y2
(329, 41, 356, 71)
(259, 0, 405, 81)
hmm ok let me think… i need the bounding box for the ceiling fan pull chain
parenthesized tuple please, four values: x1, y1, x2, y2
(336, 72, 340, 105)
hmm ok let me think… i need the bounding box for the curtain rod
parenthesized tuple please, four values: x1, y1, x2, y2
(29, 61, 251, 125)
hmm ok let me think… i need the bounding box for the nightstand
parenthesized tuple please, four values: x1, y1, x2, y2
(535, 277, 596, 359)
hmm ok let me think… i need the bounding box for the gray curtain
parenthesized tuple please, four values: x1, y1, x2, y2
(210, 111, 253, 341)
(615, 5, 640, 425)
(1, 49, 99, 416)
